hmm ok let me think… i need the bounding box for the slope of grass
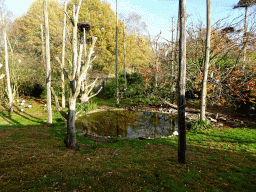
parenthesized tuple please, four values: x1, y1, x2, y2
(0, 97, 256, 191)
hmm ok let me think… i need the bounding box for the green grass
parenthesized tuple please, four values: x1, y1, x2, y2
(0, 97, 256, 191)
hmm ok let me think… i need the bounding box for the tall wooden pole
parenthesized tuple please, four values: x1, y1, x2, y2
(171, 17, 175, 80)
(178, 0, 186, 164)
(123, 20, 127, 95)
(175, 8, 180, 62)
(200, 0, 211, 121)
(116, 0, 119, 105)
(41, 24, 46, 68)
(44, 0, 52, 126)
(1, 10, 13, 113)
(61, 1, 67, 108)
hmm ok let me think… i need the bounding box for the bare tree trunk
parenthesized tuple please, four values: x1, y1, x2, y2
(200, 0, 211, 121)
(44, 0, 52, 126)
(178, 0, 186, 164)
(41, 24, 46, 68)
(67, 4, 80, 148)
(1, 10, 13, 113)
(52, 0, 100, 149)
(242, 6, 248, 71)
(116, 0, 119, 105)
(61, 2, 67, 108)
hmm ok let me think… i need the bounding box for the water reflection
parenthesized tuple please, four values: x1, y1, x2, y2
(76, 110, 178, 139)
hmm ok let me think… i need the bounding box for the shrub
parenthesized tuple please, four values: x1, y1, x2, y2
(190, 120, 214, 132)
(85, 101, 98, 112)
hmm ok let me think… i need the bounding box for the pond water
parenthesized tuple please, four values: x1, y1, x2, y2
(76, 110, 178, 139)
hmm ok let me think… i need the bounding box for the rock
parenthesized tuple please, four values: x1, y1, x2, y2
(218, 116, 227, 121)
(173, 131, 178, 136)
(216, 123, 224, 127)
(78, 132, 86, 136)
(208, 117, 217, 122)
(232, 122, 240, 128)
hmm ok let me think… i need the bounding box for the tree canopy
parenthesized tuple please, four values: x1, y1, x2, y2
(6, 0, 153, 78)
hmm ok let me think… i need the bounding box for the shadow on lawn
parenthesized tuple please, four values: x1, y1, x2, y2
(0, 105, 45, 127)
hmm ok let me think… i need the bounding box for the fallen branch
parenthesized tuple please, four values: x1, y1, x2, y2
(164, 100, 215, 116)
(110, 149, 119, 159)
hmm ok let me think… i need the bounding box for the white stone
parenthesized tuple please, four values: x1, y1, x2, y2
(173, 131, 178, 136)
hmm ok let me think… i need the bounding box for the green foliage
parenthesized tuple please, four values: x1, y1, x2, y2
(101, 78, 116, 98)
(40, 89, 47, 99)
(85, 100, 98, 112)
(99, 72, 173, 105)
(190, 120, 214, 132)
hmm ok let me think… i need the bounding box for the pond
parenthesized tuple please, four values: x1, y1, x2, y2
(76, 110, 179, 139)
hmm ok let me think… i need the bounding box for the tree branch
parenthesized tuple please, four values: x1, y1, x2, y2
(51, 87, 68, 120)
(56, 57, 70, 80)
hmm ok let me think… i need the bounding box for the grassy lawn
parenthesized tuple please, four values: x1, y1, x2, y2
(0, 97, 256, 191)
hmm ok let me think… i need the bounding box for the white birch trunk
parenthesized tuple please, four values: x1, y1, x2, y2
(200, 0, 211, 121)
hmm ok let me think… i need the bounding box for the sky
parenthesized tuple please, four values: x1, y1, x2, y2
(5, 0, 254, 41)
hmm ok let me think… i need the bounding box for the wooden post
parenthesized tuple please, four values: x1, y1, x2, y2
(116, 0, 119, 105)
(123, 20, 127, 94)
(178, 0, 186, 164)
(44, 0, 52, 126)
(1, 10, 13, 113)
(61, 2, 67, 108)
(41, 24, 46, 68)
(200, 0, 211, 121)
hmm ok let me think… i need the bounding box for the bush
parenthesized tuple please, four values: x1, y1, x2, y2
(101, 78, 116, 99)
(100, 72, 174, 105)
(190, 120, 214, 132)
(85, 101, 98, 112)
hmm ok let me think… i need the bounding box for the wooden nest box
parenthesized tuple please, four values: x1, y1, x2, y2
(77, 22, 91, 33)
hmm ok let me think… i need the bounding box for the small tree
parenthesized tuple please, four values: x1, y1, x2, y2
(52, 0, 101, 149)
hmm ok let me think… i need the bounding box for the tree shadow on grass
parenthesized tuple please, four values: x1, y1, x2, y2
(0, 105, 45, 127)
